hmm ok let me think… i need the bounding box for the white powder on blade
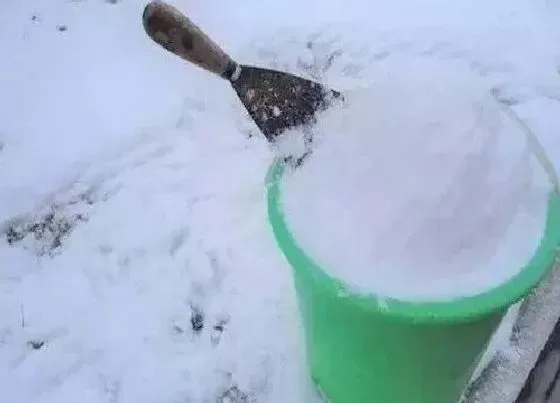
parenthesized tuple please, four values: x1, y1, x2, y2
(282, 57, 551, 301)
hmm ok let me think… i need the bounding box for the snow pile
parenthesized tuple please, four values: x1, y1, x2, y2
(283, 57, 551, 300)
(0, 120, 318, 403)
(0, 1, 317, 402)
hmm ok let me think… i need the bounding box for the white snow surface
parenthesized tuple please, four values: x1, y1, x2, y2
(0, 0, 559, 402)
(282, 59, 550, 301)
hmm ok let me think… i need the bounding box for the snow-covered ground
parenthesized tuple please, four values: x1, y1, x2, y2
(0, 0, 559, 402)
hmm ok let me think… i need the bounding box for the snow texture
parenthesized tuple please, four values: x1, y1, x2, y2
(1, 0, 559, 402)
(282, 60, 550, 300)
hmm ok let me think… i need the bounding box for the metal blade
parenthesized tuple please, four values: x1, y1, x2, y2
(231, 65, 342, 142)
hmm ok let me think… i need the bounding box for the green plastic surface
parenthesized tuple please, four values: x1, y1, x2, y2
(266, 160, 560, 403)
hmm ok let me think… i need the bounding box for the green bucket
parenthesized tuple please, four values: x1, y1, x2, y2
(266, 160, 560, 403)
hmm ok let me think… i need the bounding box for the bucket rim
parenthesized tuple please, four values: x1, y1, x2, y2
(266, 160, 560, 323)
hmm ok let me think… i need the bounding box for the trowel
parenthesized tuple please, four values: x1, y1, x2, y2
(142, 0, 342, 143)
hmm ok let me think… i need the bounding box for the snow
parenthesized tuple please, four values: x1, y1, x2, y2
(463, 258, 560, 402)
(0, 0, 559, 402)
(469, 302, 522, 386)
(281, 58, 551, 301)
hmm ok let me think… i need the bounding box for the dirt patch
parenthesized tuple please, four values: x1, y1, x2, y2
(4, 205, 87, 256)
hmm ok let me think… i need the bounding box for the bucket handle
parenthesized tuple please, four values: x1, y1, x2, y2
(500, 104, 560, 195)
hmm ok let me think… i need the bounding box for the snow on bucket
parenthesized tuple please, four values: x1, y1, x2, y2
(265, 58, 560, 403)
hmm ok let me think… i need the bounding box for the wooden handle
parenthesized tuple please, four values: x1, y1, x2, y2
(142, 1, 239, 80)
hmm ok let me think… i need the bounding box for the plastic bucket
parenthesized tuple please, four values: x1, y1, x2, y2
(266, 160, 560, 403)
